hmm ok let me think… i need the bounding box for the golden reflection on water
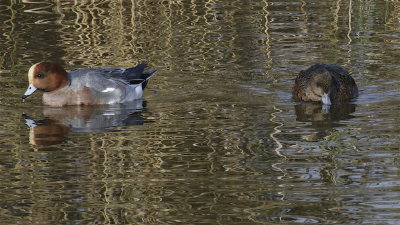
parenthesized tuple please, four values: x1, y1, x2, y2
(1, 0, 399, 73)
(3, 0, 278, 73)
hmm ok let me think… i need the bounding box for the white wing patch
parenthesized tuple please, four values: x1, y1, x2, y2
(102, 87, 116, 93)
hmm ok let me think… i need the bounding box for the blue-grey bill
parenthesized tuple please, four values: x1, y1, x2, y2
(321, 93, 332, 105)
(22, 84, 37, 100)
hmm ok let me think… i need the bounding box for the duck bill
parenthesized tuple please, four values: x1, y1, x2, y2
(321, 93, 332, 105)
(22, 84, 38, 100)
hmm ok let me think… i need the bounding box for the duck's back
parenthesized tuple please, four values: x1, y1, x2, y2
(324, 64, 358, 101)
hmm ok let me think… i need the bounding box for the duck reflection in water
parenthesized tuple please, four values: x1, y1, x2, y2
(292, 64, 358, 140)
(23, 100, 149, 145)
(294, 102, 357, 140)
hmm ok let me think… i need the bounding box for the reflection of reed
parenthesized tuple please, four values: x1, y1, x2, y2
(50, 0, 177, 68)
(333, 0, 341, 34)
(269, 105, 288, 184)
(85, 132, 167, 224)
(262, 0, 272, 72)
(0, 1, 17, 68)
(347, 0, 353, 46)
(54, 0, 125, 65)
(270, 107, 284, 158)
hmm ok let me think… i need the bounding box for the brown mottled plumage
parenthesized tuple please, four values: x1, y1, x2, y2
(292, 64, 358, 104)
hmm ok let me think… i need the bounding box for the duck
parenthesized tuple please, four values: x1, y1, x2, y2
(22, 61, 156, 107)
(292, 64, 358, 105)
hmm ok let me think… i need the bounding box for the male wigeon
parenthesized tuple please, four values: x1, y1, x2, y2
(22, 61, 156, 106)
(292, 64, 358, 105)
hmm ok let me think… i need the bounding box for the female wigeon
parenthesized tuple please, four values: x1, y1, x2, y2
(292, 64, 358, 105)
(22, 61, 156, 107)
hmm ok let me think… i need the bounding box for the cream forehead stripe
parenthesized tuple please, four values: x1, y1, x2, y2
(28, 63, 40, 83)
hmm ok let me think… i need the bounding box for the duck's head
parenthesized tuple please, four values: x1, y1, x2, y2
(309, 71, 333, 105)
(22, 62, 69, 100)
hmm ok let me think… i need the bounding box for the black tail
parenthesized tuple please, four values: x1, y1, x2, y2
(122, 62, 148, 80)
(124, 62, 157, 89)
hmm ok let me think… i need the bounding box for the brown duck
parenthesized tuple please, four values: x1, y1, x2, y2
(292, 64, 358, 105)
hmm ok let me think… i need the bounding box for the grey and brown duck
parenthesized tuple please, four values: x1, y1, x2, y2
(292, 64, 358, 105)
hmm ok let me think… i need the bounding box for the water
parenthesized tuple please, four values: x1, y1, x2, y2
(0, 0, 399, 224)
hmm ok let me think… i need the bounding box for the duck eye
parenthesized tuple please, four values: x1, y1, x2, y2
(37, 73, 44, 78)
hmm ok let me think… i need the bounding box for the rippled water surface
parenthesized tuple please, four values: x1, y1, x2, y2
(0, 0, 399, 224)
